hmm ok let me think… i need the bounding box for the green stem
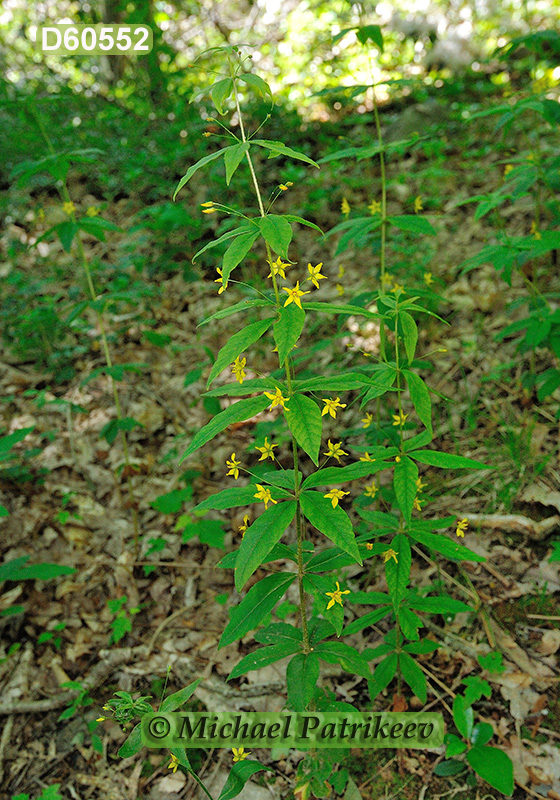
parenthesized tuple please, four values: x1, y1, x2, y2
(229, 60, 310, 654)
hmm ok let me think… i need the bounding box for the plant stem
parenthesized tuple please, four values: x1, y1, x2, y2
(230, 61, 310, 653)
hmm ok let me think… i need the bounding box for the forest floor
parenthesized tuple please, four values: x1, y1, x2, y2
(0, 93, 559, 800)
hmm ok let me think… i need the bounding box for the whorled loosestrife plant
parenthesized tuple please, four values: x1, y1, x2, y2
(105, 43, 515, 800)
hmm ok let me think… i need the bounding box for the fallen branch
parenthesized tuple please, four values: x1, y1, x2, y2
(452, 512, 560, 541)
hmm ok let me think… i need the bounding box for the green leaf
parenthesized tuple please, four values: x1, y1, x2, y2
(399, 651, 427, 703)
(238, 73, 273, 101)
(388, 215, 436, 235)
(356, 24, 383, 49)
(393, 457, 418, 523)
(368, 653, 398, 699)
(283, 214, 323, 234)
(453, 695, 474, 740)
(228, 642, 301, 681)
(161, 679, 203, 712)
(385, 534, 411, 606)
(252, 139, 319, 168)
(313, 641, 371, 679)
(207, 317, 274, 388)
(471, 722, 494, 747)
(235, 501, 297, 590)
(445, 733, 468, 756)
(274, 303, 305, 366)
(433, 759, 467, 777)
(254, 622, 303, 645)
(400, 312, 418, 364)
(0, 426, 34, 456)
(410, 450, 490, 469)
(100, 417, 144, 445)
(302, 302, 380, 319)
(211, 78, 233, 114)
(467, 746, 514, 796)
(0, 505, 8, 518)
(56, 221, 79, 252)
(118, 723, 143, 757)
(300, 492, 362, 564)
(222, 230, 260, 283)
(294, 373, 376, 392)
(9, 563, 76, 581)
(219, 573, 296, 648)
(408, 596, 472, 614)
(193, 486, 262, 513)
(198, 299, 274, 327)
(193, 225, 254, 262)
(284, 395, 322, 465)
(361, 366, 397, 405)
(398, 607, 423, 641)
(205, 378, 278, 398)
(218, 760, 274, 800)
(151, 487, 193, 514)
(286, 652, 320, 710)
(180, 395, 269, 462)
(302, 460, 390, 489)
(259, 215, 292, 258)
(403, 371, 432, 432)
(305, 548, 358, 573)
(342, 606, 392, 636)
(173, 149, 225, 199)
(408, 528, 486, 562)
(224, 142, 250, 185)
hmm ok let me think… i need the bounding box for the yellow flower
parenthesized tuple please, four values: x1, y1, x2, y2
(201, 202, 214, 207)
(336, 283, 345, 296)
(391, 282, 404, 294)
(416, 477, 427, 493)
(395, 455, 401, 463)
(279, 184, 289, 191)
(413, 496, 423, 511)
(364, 481, 377, 499)
(383, 548, 399, 563)
(324, 440, 348, 463)
(503, 164, 513, 178)
(321, 397, 346, 418)
(414, 196, 423, 213)
(381, 272, 393, 286)
(359, 452, 375, 462)
(255, 437, 277, 461)
(238, 515, 250, 538)
(365, 542, 373, 550)
(226, 453, 241, 480)
(361, 413, 373, 429)
(392, 411, 408, 427)
(201, 201, 216, 214)
(102, 705, 111, 711)
(36, 207, 45, 221)
(96, 716, 105, 722)
(368, 199, 381, 215)
(455, 518, 468, 538)
(254, 484, 277, 509)
(424, 272, 434, 287)
(307, 262, 327, 288)
(324, 488, 350, 508)
(231, 356, 246, 384)
(264, 387, 289, 411)
(232, 747, 250, 762)
(62, 201, 76, 216)
(341, 197, 351, 216)
(214, 267, 227, 294)
(267, 256, 289, 279)
(283, 281, 310, 310)
(337, 265, 345, 279)
(86, 206, 99, 217)
(325, 580, 350, 610)
(168, 754, 180, 773)
(530, 220, 541, 240)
